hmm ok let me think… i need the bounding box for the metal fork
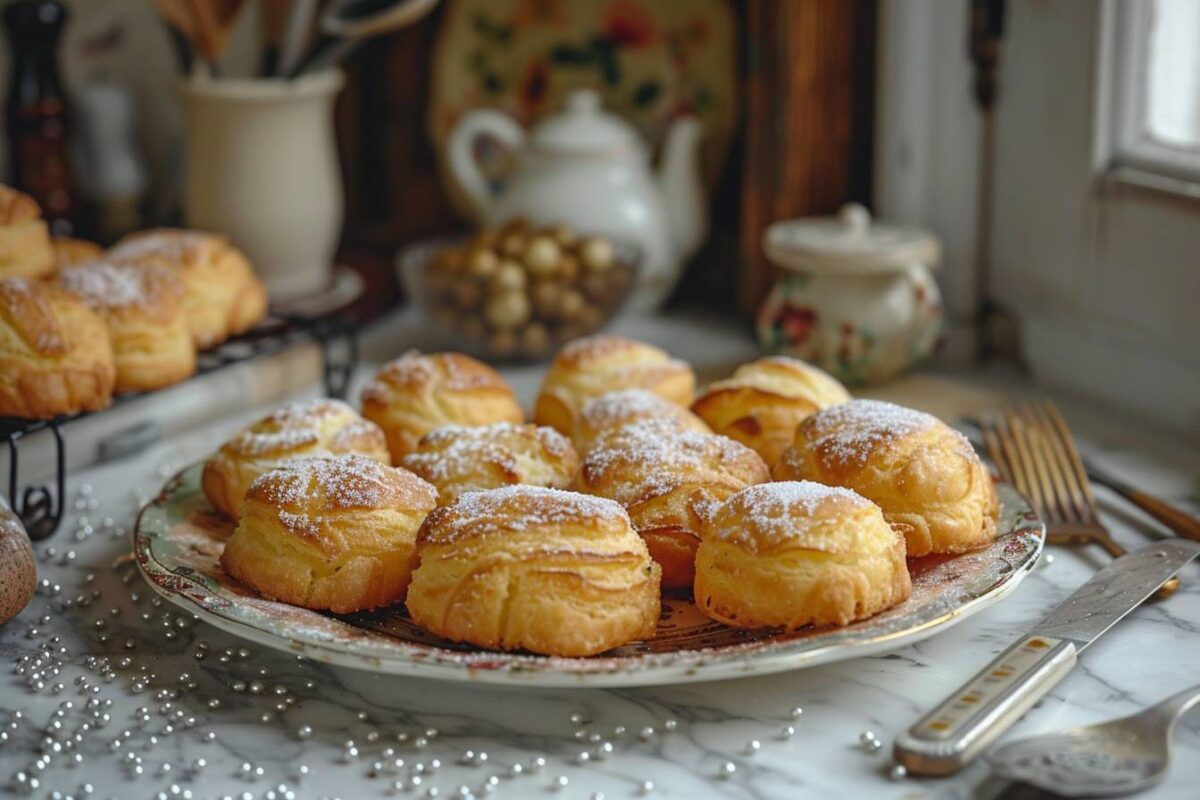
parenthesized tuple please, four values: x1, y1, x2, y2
(980, 401, 1179, 598)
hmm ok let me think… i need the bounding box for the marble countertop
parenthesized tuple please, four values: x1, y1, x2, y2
(2, 316, 1199, 800)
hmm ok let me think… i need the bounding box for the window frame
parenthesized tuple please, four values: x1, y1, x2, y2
(1097, 0, 1200, 187)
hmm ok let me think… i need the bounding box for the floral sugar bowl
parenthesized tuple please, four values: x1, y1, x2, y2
(757, 203, 943, 385)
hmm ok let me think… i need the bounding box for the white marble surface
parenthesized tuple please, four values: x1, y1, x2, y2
(2, 318, 1199, 800)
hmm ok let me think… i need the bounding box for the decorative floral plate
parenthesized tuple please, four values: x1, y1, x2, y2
(134, 464, 1044, 688)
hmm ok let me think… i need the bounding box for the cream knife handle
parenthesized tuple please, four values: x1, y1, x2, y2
(893, 635, 1077, 776)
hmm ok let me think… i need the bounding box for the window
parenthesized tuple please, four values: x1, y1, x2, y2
(1105, 0, 1200, 185)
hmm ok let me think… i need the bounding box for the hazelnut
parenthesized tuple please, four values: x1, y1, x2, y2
(491, 260, 528, 292)
(488, 329, 518, 357)
(558, 255, 580, 282)
(451, 280, 482, 309)
(580, 237, 615, 272)
(531, 281, 565, 318)
(582, 272, 610, 301)
(500, 232, 527, 257)
(519, 322, 551, 355)
(523, 235, 563, 278)
(466, 248, 500, 278)
(558, 288, 586, 318)
(484, 290, 532, 329)
(550, 224, 576, 248)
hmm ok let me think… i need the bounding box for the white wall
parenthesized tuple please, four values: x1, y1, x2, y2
(990, 0, 1200, 437)
(876, 0, 1200, 439)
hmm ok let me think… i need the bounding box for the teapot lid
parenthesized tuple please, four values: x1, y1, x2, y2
(764, 204, 941, 274)
(528, 90, 643, 155)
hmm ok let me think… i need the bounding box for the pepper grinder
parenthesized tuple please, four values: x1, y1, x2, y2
(3, 0, 80, 236)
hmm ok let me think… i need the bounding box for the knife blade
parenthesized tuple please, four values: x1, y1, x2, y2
(894, 539, 1200, 777)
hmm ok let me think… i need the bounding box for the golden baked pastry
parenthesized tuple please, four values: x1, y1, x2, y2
(691, 356, 851, 466)
(203, 398, 390, 521)
(220, 454, 437, 613)
(774, 399, 999, 557)
(52, 237, 103, 268)
(361, 351, 524, 463)
(0, 185, 54, 280)
(406, 486, 661, 656)
(109, 228, 268, 349)
(401, 422, 579, 505)
(59, 259, 197, 393)
(0, 277, 115, 418)
(694, 481, 912, 629)
(573, 423, 770, 590)
(534, 334, 696, 435)
(572, 388, 711, 455)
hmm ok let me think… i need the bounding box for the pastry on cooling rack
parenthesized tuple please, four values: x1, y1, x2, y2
(571, 388, 711, 455)
(109, 228, 267, 349)
(573, 423, 769, 591)
(774, 399, 998, 557)
(52, 237, 103, 268)
(401, 422, 578, 506)
(202, 398, 390, 520)
(59, 260, 196, 394)
(361, 351, 524, 463)
(694, 481, 911, 629)
(0, 185, 54, 280)
(0, 277, 115, 418)
(690, 356, 851, 467)
(220, 454, 437, 612)
(534, 334, 696, 435)
(406, 486, 661, 656)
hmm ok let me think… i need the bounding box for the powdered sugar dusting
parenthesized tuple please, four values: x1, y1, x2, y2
(422, 485, 628, 543)
(805, 399, 937, 466)
(363, 351, 506, 401)
(707, 481, 871, 546)
(580, 422, 764, 502)
(403, 423, 570, 482)
(225, 399, 367, 457)
(59, 260, 171, 311)
(579, 389, 682, 429)
(109, 229, 215, 264)
(249, 455, 432, 523)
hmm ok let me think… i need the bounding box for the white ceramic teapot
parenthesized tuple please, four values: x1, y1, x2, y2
(447, 90, 705, 312)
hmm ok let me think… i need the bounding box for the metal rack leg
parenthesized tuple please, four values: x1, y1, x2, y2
(5, 422, 65, 541)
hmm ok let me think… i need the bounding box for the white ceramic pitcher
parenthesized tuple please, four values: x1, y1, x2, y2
(181, 70, 344, 299)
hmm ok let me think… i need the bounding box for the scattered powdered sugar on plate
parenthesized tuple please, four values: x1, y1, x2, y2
(806, 399, 937, 465)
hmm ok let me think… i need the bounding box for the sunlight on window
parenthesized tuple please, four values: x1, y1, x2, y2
(1146, 0, 1200, 148)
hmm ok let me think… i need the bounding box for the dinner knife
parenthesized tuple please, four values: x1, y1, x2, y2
(894, 538, 1200, 776)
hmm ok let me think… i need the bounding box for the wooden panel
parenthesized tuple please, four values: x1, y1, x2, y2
(737, 0, 875, 314)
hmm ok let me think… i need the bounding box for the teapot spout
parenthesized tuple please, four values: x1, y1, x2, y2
(657, 116, 706, 261)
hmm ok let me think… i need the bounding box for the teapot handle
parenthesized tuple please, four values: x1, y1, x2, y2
(448, 109, 526, 219)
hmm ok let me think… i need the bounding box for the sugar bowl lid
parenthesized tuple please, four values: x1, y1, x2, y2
(763, 203, 941, 274)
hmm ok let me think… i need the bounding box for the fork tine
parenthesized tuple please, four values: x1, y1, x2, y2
(1003, 408, 1052, 520)
(1037, 401, 1099, 522)
(1041, 400, 1099, 513)
(1016, 404, 1075, 523)
(980, 413, 1015, 485)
